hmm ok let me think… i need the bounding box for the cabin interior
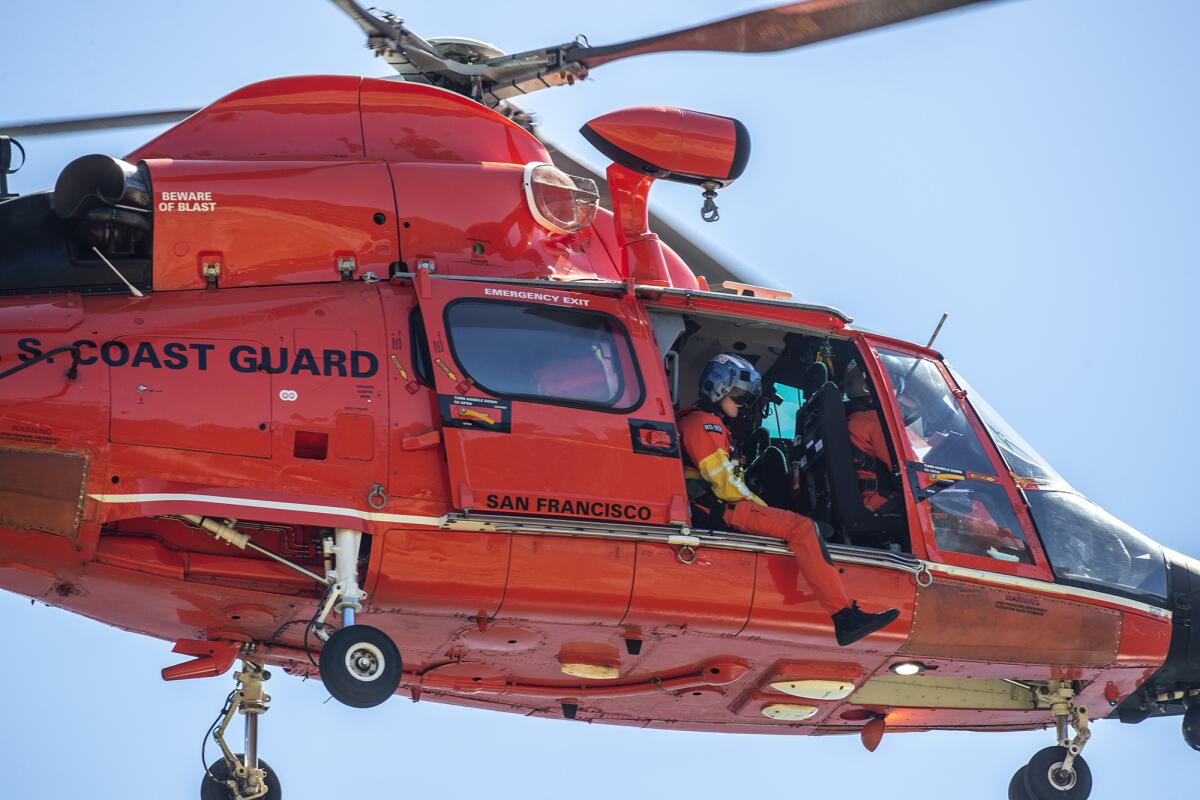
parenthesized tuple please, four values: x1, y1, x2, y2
(651, 308, 916, 555)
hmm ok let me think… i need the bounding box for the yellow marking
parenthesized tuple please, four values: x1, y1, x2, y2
(458, 408, 496, 425)
(434, 357, 458, 382)
(388, 353, 410, 380)
(560, 663, 620, 680)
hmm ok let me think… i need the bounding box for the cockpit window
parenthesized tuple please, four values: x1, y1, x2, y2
(877, 349, 1032, 564)
(877, 350, 992, 473)
(946, 366, 1066, 486)
(1025, 491, 1168, 601)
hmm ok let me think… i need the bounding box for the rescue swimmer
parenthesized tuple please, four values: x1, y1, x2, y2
(677, 354, 900, 646)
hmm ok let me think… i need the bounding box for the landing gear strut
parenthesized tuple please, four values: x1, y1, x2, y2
(201, 662, 282, 800)
(1009, 683, 1093, 800)
(311, 528, 402, 708)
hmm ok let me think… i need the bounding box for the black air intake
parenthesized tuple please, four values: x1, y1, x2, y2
(53, 154, 150, 220)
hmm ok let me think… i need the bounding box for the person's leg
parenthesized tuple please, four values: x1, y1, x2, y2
(723, 502, 900, 646)
(724, 501, 850, 614)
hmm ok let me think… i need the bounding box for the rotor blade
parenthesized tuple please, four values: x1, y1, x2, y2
(0, 109, 199, 138)
(328, 0, 395, 40)
(564, 0, 998, 68)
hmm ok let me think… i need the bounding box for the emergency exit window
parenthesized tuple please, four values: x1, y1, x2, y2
(445, 300, 644, 411)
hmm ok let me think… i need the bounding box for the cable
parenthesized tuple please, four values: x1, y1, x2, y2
(201, 689, 236, 786)
(0, 344, 81, 382)
(302, 584, 337, 669)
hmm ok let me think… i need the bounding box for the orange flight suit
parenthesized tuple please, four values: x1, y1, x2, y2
(847, 407, 893, 511)
(677, 407, 851, 615)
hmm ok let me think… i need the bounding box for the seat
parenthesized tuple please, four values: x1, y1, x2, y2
(793, 381, 903, 546)
(800, 362, 829, 399)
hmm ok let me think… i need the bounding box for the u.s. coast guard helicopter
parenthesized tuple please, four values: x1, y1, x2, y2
(2, 2, 1196, 799)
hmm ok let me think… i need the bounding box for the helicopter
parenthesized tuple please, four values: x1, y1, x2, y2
(2, 1, 1200, 800)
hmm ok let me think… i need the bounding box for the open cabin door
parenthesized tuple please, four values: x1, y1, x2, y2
(412, 274, 689, 525)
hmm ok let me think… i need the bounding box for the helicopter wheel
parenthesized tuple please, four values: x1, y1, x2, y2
(319, 624, 402, 708)
(201, 755, 281, 800)
(1022, 746, 1093, 800)
(1008, 766, 1032, 800)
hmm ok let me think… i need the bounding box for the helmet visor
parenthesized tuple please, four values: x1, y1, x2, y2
(728, 386, 760, 407)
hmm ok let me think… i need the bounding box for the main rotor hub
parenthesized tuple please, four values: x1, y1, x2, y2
(426, 37, 505, 63)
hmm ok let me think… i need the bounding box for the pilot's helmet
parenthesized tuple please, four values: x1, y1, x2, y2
(700, 353, 762, 408)
(844, 359, 870, 400)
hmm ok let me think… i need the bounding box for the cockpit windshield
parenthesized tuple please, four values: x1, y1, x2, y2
(946, 363, 1169, 602)
(947, 367, 1065, 487)
(877, 351, 992, 473)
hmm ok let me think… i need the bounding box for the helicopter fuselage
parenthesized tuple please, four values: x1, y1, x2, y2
(1, 75, 1197, 746)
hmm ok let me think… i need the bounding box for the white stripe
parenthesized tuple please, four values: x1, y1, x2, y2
(925, 562, 1172, 619)
(86, 493, 1173, 619)
(88, 493, 445, 527)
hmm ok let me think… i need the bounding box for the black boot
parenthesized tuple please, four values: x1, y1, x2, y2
(832, 602, 900, 647)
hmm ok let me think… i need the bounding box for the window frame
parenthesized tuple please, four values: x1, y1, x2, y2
(441, 297, 647, 414)
(409, 306, 434, 388)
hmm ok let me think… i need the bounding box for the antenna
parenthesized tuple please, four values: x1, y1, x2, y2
(91, 246, 145, 298)
(925, 312, 949, 349)
(900, 312, 949, 387)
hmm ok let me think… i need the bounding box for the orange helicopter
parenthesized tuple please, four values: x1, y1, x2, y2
(1, 2, 1197, 800)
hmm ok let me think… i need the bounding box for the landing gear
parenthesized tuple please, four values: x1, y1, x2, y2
(1183, 703, 1200, 750)
(310, 528, 402, 707)
(1008, 767, 1030, 800)
(1023, 746, 1093, 799)
(202, 757, 281, 800)
(318, 624, 402, 708)
(1008, 683, 1093, 800)
(202, 662, 279, 800)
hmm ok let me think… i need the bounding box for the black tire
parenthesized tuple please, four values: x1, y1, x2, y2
(201, 755, 281, 800)
(1183, 704, 1200, 751)
(1008, 766, 1033, 800)
(319, 624, 402, 708)
(1023, 747, 1093, 800)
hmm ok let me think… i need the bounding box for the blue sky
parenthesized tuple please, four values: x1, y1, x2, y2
(3, 1, 1198, 797)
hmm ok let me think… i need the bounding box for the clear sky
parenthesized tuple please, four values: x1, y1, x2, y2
(2, 1, 1198, 798)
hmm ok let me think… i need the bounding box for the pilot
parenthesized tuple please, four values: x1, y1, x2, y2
(844, 360, 896, 513)
(677, 353, 900, 647)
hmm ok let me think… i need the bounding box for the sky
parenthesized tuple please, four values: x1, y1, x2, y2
(2, 0, 1199, 797)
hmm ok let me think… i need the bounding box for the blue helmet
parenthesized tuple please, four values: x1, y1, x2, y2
(700, 353, 762, 407)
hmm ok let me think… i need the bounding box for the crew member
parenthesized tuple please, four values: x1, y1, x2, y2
(844, 360, 895, 513)
(677, 354, 900, 647)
